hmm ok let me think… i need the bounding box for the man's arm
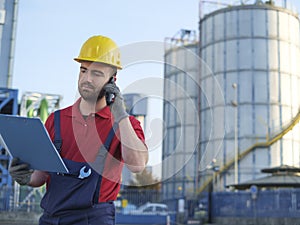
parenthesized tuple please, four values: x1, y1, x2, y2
(29, 170, 49, 187)
(103, 82, 148, 173)
(119, 117, 148, 173)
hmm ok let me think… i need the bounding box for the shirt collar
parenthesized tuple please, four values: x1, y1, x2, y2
(66, 98, 111, 119)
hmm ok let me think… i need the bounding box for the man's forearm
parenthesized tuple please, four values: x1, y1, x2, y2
(119, 117, 148, 173)
(28, 170, 49, 187)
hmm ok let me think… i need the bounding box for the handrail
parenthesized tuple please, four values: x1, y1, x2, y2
(197, 109, 300, 194)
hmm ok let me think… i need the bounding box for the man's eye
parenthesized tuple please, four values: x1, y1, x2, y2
(81, 69, 87, 73)
(92, 71, 103, 77)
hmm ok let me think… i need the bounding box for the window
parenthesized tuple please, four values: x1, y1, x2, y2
(156, 206, 167, 213)
(143, 206, 153, 213)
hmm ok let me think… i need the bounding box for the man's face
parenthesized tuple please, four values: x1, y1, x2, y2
(78, 61, 114, 102)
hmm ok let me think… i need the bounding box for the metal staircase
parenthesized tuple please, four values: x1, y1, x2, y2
(198, 108, 300, 193)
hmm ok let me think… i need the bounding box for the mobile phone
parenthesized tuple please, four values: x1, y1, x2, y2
(105, 77, 115, 105)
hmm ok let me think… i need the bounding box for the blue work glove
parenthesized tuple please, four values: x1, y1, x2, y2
(103, 82, 129, 123)
(9, 158, 33, 185)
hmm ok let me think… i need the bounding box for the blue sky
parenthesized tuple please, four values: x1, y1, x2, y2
(12, 0, 199, 107)
(12, 0, 300, 107)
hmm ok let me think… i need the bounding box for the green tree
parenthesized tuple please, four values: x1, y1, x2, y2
(128, 169, 161, 190)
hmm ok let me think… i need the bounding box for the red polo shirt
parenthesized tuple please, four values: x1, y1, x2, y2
(44, 98, 146, 202)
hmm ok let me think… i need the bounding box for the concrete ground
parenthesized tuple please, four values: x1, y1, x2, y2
(0, 212, 40, 225)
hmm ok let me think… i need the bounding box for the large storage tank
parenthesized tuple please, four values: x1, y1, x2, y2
(199, 2, 300, 190)
(162, 30, 200, 208)
(0, 0, 18, 88)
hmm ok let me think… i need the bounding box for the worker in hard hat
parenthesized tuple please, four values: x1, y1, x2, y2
(9, 35, 148, 224)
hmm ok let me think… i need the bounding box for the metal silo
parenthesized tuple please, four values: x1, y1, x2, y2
(199, 1, 300, 191)
(0, 0, 18, 88)
(162, 29, 200, 209)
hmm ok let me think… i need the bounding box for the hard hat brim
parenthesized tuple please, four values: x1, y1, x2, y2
(73, 58, 122, 70)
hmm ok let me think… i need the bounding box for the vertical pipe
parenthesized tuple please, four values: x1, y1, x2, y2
(199, 0, 203, 19)
(232, 83, 238, 184)
(7, 0, 19, 88)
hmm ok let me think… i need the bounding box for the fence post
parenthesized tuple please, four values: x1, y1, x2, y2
(166, 215, 170, 225)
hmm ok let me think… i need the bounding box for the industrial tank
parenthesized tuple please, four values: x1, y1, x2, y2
(0, 0, 18, 88)
(199, 2, 300, 190)
(162, 29, 200, 207)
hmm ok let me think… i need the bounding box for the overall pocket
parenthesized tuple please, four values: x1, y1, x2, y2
(41, 160, 100, 216)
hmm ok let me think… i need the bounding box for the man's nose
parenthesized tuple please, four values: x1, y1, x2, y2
(83, 71, 93, 82)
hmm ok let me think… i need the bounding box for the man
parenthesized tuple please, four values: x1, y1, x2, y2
(9, 35, 148, 224)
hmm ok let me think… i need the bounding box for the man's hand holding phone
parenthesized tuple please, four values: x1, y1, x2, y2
(103, 79, 129, 123)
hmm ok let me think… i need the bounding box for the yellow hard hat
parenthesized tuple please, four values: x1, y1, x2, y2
(74, 35, 122, 69)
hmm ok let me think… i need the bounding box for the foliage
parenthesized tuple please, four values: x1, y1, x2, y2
(127, 169, 161, 190)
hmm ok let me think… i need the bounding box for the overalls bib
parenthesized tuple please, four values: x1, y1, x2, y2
(40, 110, 117, 225)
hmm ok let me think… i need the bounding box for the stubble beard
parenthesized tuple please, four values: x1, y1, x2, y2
(78, 85, 105, 103)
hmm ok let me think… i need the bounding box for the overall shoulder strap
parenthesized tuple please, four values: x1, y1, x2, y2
(53, 110, 62, 152)
(103, 122, 119, 151)
(93, 122, 119, 204)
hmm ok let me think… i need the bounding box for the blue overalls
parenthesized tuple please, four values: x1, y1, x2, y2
(39, 110, 117, 225)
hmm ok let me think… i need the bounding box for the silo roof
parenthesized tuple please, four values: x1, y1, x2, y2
(227, 165, 300, 190)
(227, 174, 300, 190)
